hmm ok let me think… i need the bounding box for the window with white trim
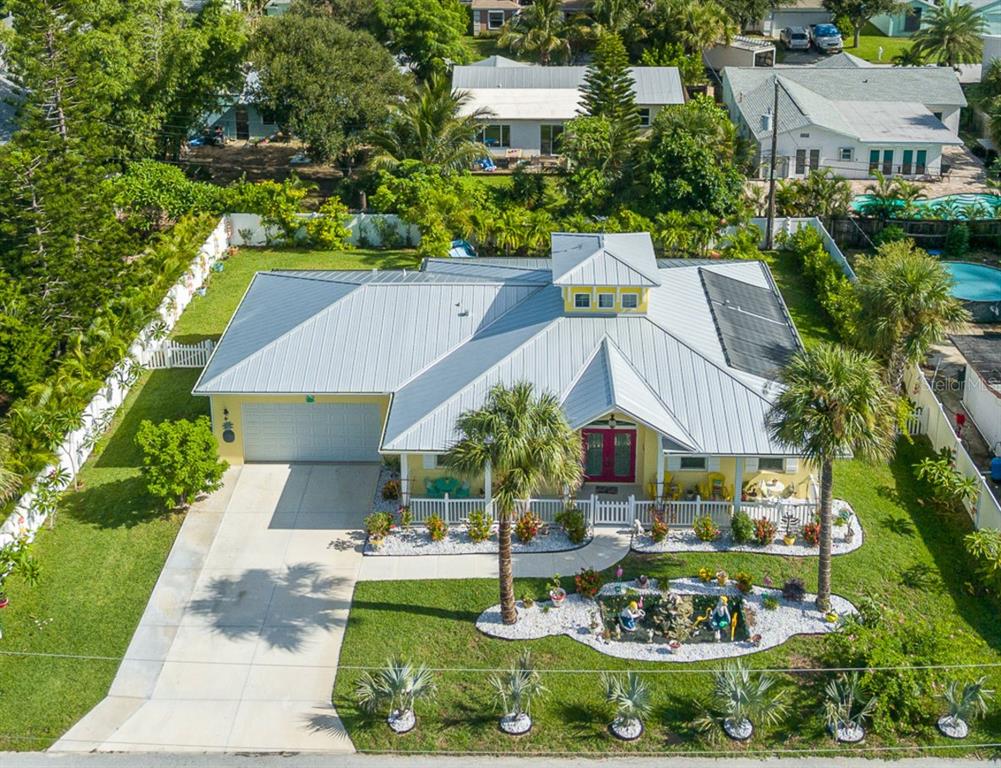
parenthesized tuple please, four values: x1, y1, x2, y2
(679, 456, 707, 471)
(758, 457, 785, 472)
(638, 108, 651, 127)
(574, 292, 591, 308)
(487, 9, 505, 28)
(839, 147, 853, 162)
(598, 292, 615, 309)
(477, 124, 511, 148)
(621, 293, 639, 309)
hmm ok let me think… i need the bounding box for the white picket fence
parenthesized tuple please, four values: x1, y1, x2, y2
(141, 339, 216, 369)
(0, 217, 231, 549)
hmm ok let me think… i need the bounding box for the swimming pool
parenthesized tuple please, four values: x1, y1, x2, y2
(852, 193, 1001, 219)
(944, 261, 1001, 321)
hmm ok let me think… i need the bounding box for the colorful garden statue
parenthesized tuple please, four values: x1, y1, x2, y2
(619, 600, 645, 632)
(710, 596, 731, 642)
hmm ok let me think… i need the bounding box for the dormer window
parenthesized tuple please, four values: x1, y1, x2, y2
(621, 293, 639, 309)
(574, 293, 591, 309)
(598, 293, 615, 309)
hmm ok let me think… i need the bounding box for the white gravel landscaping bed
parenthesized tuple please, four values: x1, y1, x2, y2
(371, 465, 401, 515)
(364, 525, 589, 556)
(476, 577, 856, 662)
(632, 501, 862, 557)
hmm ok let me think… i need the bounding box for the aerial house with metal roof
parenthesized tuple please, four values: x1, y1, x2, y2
(193, 233, 816, 516)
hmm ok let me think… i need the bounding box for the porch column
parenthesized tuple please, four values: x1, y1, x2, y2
(400, 453, 410, 506)
(733, 456, 744, 515)
(484, 459, 492, 512)
(655, 442, 665, 502)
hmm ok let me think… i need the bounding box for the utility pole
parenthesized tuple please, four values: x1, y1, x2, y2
(765, 75, 780, 250)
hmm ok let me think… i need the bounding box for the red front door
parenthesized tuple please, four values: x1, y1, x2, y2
(582, 429, 636, 483)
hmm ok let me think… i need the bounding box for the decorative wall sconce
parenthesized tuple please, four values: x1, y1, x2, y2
(222, 407, 236, 443)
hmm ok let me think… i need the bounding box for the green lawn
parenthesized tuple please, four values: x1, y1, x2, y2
(0, 369, 206, 750)
(464, 34, 502, 62)
(847, 24, 914, 64)
(170, 247, 419, 342)
(332, 254, 1001, 755)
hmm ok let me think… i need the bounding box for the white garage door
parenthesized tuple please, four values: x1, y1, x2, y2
(242, 402, 383, 462)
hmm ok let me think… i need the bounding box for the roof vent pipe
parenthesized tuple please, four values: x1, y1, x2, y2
(760, 109, 773, 133)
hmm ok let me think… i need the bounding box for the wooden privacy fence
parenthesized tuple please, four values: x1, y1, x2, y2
(141, 339, 215, 369)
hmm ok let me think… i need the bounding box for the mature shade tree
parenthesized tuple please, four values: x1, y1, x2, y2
(444, 383, 583, 625)
(560, 115, 634, 213)
(640, 42, 707, 86)
(288, 0, 377, 27)
(252, 14, 407, 162)
(912, 0, 986, 70)
(767, 343, 897, 611)
(367, 74, 492, 172)
(631, 95, 744, 217)
(374, 0, 469, 79)
(853, 240, 969, 392)
(499, 0, 572, 64)
(719, 0, 791, 30)
(821, 0, 911, 49)
(580, 33, 640, 137)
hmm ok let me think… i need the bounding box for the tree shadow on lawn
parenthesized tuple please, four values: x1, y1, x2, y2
(552, 701, 611, 743)
(889, 438, 1001, 655)
(348, 597, 481, 624)
(60, 474, 172, 530)
(357, 250, 421, 270)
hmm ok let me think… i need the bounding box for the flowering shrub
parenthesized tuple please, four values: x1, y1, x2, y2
(574, 567, 603, 598)
(397, 505, 412, 529)
(426, 514, 447, 542)
(698, 566, 714, 583)
(381, 478, 400, 501)
(734, 571, 754, 594)
(802, 521, 821, 547)
(753, 517, 778, 546)
(693, 514, 720, 541)
(515, 510, 542, 543)
(364, 512, 393, 537)
(651, 512, 669, 543)
(466, 509, 492, 543)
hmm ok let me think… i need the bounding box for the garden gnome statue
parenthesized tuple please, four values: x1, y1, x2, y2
(710, 596, 731, 642)
(619, 600, 645, 632)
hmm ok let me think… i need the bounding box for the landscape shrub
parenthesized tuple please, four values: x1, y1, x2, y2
(734, 571, 753, 594)
(753, 517, 778, 546)
(365, 511, 394, 537)
(778, 226, 859, 340)
(381, 478, 400, 501)
(762, 595, 779, 610)
(556, 505, 588, 544)
(574, 567, 603, 598)
(466, 509, 492, 543)
(693, 514, 720, 542)
(873, 224, 907, 247)
(801, 521, 821, 547)
(397, 505, 412, 530)
(304, 197, 353, 249)
(730, 510, 754, 544)
(965, 529, 1001, 595)
(426, 514, 447, 542)
(134, 416, 227, 510)
(944, 222, 970, 259)
(650, 512, 669, 543)
(781, 578, 806, 602)
(514, 510, 542, 543)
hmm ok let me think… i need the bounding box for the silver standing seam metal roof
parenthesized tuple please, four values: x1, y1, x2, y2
(194, 241, 802, 456)
(551, 232, 662, 288)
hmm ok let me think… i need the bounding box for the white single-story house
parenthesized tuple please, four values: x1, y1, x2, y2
(203, 71, 278, 142)
(193, 233, 816, 514)
(754, 0, 831, 36)
(452, 59, 685, 157)
(722, 59, 966, 179)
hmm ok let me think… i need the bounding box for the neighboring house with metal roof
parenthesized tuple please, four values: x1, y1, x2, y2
(193, 233, 815, 508)
(451, 59, 685, 156)
(721, 65, 966, 179)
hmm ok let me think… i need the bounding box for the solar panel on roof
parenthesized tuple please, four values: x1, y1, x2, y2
(700, 268, 801, 378)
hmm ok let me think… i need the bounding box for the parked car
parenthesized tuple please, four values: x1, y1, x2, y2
(810, 23, 843, 54)
(780, 26, 811, 51)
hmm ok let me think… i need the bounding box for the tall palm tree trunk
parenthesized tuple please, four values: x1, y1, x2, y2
(816, 459, 834, 612)
(498, 506, 517, 624)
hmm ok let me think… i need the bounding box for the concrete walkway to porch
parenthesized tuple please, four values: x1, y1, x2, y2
(356, 527, 633, 582)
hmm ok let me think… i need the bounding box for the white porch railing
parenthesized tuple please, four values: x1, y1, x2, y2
(406, 494, 817, 529)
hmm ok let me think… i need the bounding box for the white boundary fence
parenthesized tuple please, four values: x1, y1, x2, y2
(227, 212, 419, 249)
(141, 339, 216, 369)
(0, 217, 231, 549)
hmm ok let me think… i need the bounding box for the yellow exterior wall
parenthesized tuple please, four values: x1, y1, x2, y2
(208, 394, 391, 465)
(562, 286, 649, 314)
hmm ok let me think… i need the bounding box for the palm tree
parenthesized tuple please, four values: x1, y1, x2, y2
(354, 656, 437, 733)
(367, 75, 493, 173)
(797, 169, 853, 223)
(0, 432, 23, 504)
(912, 1, 986, 71)
(499, 0, 572, 65)
(939, 677, 994, 737)
(694, 661, 787, 742)
(892, 45, 927, 67)
(823, 673, 877, 741)
(444, 383, 583, 625)
(602, 671, 653, 740)
(854, 240, 969, 392)
(646, 0, 736, 57)
(491, 651, 547, 734)
(767, 344, 897, 611)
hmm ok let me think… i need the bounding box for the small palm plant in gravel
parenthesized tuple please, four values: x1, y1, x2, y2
(694, 660, 787, 742)
(354, 657, 436, 734)
(938, 677, 994, 739)
(823, 672, 877, 743)
(490, 651, 547, 735)
(602, 671, 652, 741)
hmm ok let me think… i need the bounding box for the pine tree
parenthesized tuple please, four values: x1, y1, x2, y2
(579, 33, 640, 136)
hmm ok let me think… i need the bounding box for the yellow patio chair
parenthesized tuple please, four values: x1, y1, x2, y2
(700, 472, 728, 501)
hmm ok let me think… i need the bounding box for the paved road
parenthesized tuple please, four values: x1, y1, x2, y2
(5, 751, 998, 768)
(55, 463, 379, 753)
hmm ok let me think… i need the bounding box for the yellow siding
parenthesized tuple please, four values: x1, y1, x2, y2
(208, 394, 391, 465)
(562, 286, 649, 313)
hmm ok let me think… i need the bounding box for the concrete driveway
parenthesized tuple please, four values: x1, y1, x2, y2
(56, 463, 378, 753)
